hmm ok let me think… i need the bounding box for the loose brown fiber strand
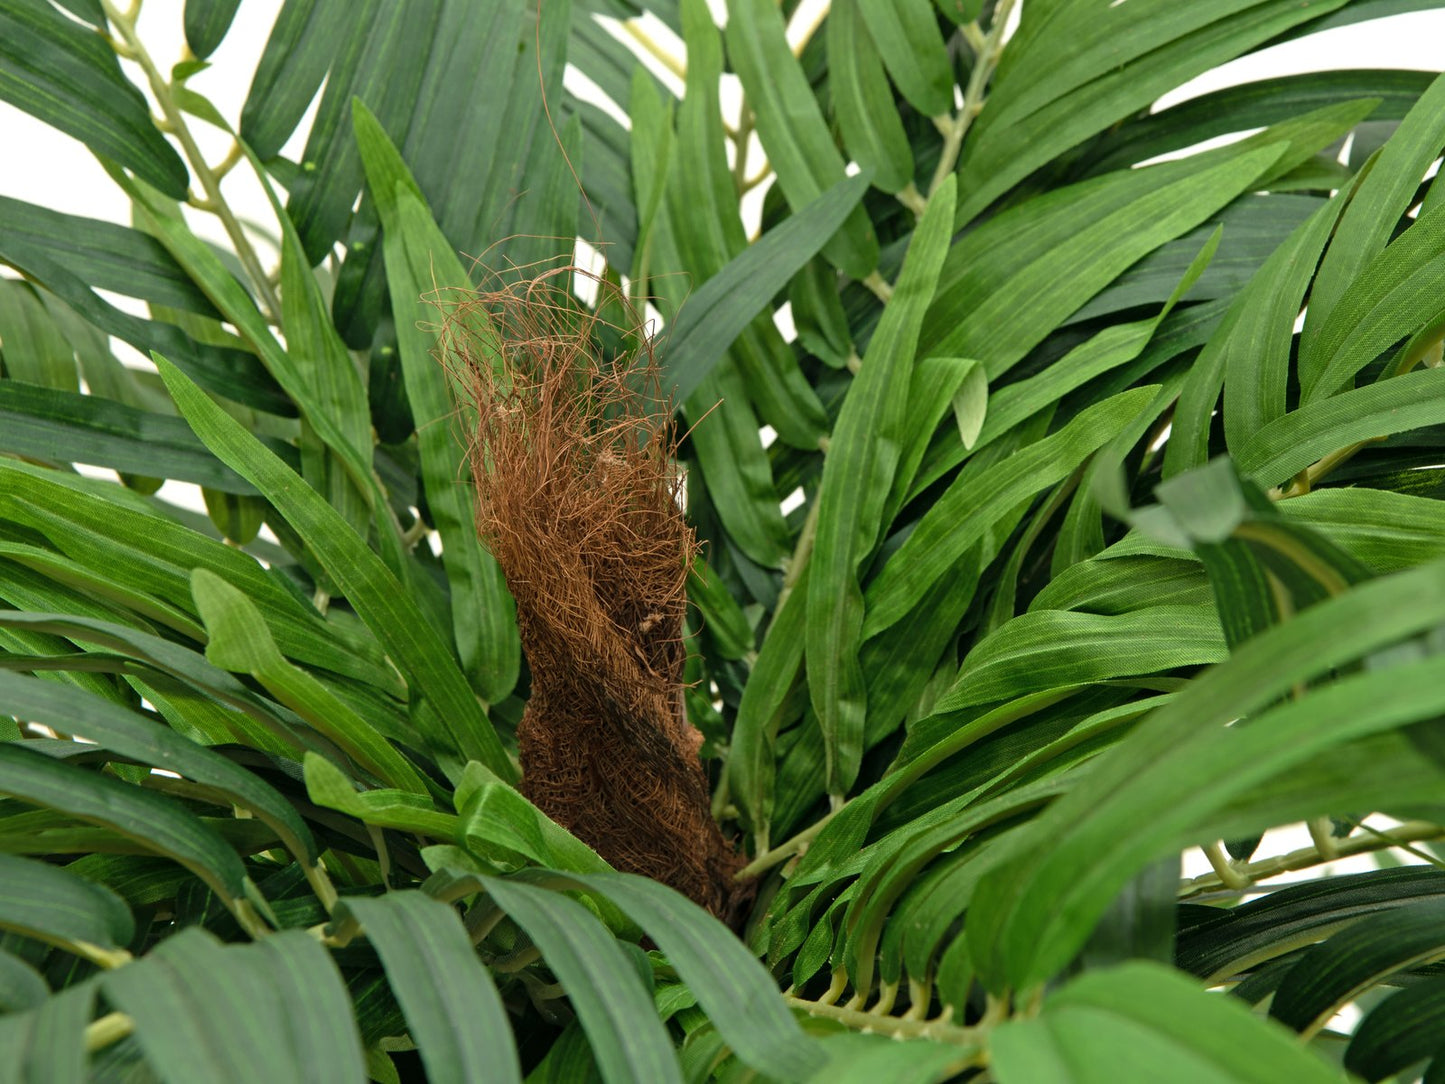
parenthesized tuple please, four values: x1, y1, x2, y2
(438, 266, 748, 921)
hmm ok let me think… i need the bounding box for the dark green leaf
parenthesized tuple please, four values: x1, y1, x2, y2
(343, 892, 519, 1084)
(105, 927, 366, 1084)
(661, 173, 871, 404)
(0, 0, 187, 198)
(155, 354, 513, 779)
(484, 877, 683, 1084)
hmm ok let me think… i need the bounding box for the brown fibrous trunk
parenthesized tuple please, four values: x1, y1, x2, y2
(441, 269, 748, 921)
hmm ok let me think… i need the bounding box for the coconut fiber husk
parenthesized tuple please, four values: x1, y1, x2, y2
(442, 268, 749, 923)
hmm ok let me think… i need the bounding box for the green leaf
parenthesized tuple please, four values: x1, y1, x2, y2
(104, 927, 366, 1084)
(342, 892, 520, 1084)
(956, 0, 1353, 225)
(938, 606, 1226, 711)
(928, 144, 1288, 380)
(0, 200, 287, 415)
(1237, 365, 1445, 489)
(0, 458, 394, 690)
(828, 0, 915, 194)
(0, 982, 94, 1084)
(183, 0, 239, 59)
(629, 67, 676, 284)
(864, 385, 1159, 640)
(990, 962, 1340, 1084)
(560, 871, 827, 1080)
(0, 741, 248, 903)
(969, 559, 1445, 991)
(483, 876, 684, 1084)
(1346, 976, 1445, 1083)
(809, 177, 956, 797)
(0, 950, 47, 1013)
(1176, 867, 1445, 984)
(0, 0, 187, 198)
(0, 852, 132, 953)
(724, 0, 878, 280)
(454, 762, 611, 875)
(192, 569, 429, 795)
(0, 382, 271, 493)
(0, 668, 317, 862)
(118, 177, 378, 511)
(661, 173, 871, 405)
(1271, 897, 1445, 1035)
(687, 559, 753, 660)
(0, 277, 78, 390)
(855, 0, 955, 118)
(240, 0, 344, 158)
(1298, 200, 1445, 406)
(154, 354, 513, 779)
(1219, 180, 1357, 451)
(805, 1033, 976, 1084)
(302, 753, 456, 839)
(730, 565, 808, 848)
(1299, 69, 1445, 381)
(352, 99, 520, 702)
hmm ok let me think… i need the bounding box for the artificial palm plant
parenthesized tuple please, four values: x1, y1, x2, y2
(3, 0, 1445, 1080)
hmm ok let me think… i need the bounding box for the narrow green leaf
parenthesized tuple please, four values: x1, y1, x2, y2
(0, 200, 287, 414)
(1346, 976, 1445, 1083)
(809, 178, 956, 797)
(969, 559, 1445, 991)
(661, 173, 871, 405)
(687, 559, 753, 660)
(155, 354, 513, 778)
(0, 458, 394, 690)
(119, 178, 379, 510)
(560, 871, 826, 1080)
(829, 0, 914, 193)
(483, 876, 683, 1084)
(855, 0, 955, 118)
(0, 981, 93, 1084)
(0, 950, 47, 1013)
(955, 0, 1353, 225)
(240, 0, 342, 158)
(0, 0, 187, 197)
(343, 892, 520, 1084)
(302, 753, 456, 839)
(926, 142, 1286, 378)
(0, 277, 78, 389)
(1299, 200, 1445, 405)
(454, 761, 610, 875)
(806, 1032, 976, 1083)
(0, 382, 271, 493)
(105, 927, 366, 1084)
(724, 0, 878, 279)
(192, 569, 429, 795)
(1300, 68, 1445, 380)
(1221, 179, 1356, 450)
(183, 0, 240, 59)
(0, 852, 132, 953)
(0, 741, 248, 902)
(730, 565, 808, 847)
(938, 606, 1226, 712)
(1238, 365, 1445, 489)
(352, 100, 521, 703)
(628, 68, 676, 285)
(864, 386, 1158, 640)
(1271, 897, 1445, 1035)
(0, 669, 317, 861)
(991, 962, 1340, 1084)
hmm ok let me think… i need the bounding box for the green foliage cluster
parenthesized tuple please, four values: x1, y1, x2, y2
(2, 0, 1445, 1080)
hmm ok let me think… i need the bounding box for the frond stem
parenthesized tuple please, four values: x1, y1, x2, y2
(101, 0, 281, 319)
